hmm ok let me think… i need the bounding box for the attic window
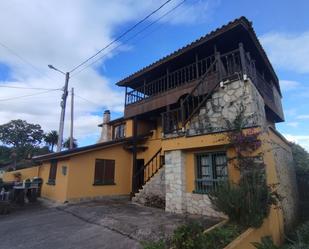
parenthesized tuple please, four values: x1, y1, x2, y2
(113, 123, 125, 140)
(94, 159, 115, 185)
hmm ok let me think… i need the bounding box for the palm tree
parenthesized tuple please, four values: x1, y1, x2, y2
(63, 137, 78, 150)
(44, 130, 58, 152)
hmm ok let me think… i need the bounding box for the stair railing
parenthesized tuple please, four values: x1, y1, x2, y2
(133, 148, 163, 193)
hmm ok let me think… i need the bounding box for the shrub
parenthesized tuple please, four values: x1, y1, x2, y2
(141, 240, 167, 249)
(172, 222, 207, 249)
(209, 171, 278, 228)
(203, 223, 243, 249)
(252, 236, 279, 249)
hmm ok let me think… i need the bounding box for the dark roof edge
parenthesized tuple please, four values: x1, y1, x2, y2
(34, 132, 152, 162)
(116, 16, 280, 94)
(116, 17, 251, 86)
(98, 116, 125, 127)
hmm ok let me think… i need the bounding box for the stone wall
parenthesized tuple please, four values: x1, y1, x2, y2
(187, 79, 266, 136)
(165, 150, 186, 213)
(165, 150, 224, 218)
(270, 135, 298, 230)
(132, 167, 165, 205)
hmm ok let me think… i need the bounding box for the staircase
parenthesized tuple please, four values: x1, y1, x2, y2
(162, 48, 246, 135)
(132, 148, 164, 195)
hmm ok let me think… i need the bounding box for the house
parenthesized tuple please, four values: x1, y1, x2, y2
(3, 17, 298, 238)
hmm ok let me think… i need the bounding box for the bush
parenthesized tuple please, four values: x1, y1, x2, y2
(172, 222, 207, 249)
(209, 171, 278, 228)
(252, 236, 279, 249)
(203, 223, 243, 249)
(141, 240, 167, 249)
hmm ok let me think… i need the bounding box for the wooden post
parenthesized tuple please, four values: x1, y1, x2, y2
(131, 116, 138, 195)
(181, 99, 185, 128)
(195, 53, 199, 78)
(69, 87, 74, 149)
(125, 86, 127, 106)
(215, 51, 222, 82)
(239, 43, 247, 78)
(143, 79, 146, 97)
(166, 68, 169, 91)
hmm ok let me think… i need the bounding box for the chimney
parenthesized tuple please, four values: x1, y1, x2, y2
(99, 110, 112, 142)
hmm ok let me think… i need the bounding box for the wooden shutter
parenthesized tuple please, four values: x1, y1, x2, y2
(94, 159, 115, 184)
(94, 159, 104, 184)
(104, 160, 115, 184)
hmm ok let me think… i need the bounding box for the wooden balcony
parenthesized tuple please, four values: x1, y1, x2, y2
(124, 46, 284, 122)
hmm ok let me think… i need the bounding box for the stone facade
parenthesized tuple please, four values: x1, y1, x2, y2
(187, 79, 266, 136)
(132, 167, 165, 205)
(165, 150, 186, 213)
(165, 150, 224, 218)
(271, 137, 298, 230)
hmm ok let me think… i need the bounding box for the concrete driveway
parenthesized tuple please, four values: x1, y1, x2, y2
(0, 199, 220, 249)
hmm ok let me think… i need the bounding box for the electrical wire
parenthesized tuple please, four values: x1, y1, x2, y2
(71, 0, 186, 77)
(0, 41, 59, 83)
(69, 0, 174, 73)
(0, 89, 60, 102)
(74, 93, 102, 107)
(0, 85, 61, 91)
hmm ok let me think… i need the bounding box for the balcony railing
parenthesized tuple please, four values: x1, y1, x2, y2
(125, 54, 216, 106)
(194, 178, 227, 194)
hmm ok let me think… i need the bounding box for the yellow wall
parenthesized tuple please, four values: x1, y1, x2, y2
(39, 160, 70, 203)
(125, 119, 133, 137)
(66, 144, 132, 201)
(185, 148, 240, 193)
(224, 208, 283, 249)
(3, 166, 40, 182)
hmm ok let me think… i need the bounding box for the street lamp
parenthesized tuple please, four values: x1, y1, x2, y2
(48, 65, 70, 152)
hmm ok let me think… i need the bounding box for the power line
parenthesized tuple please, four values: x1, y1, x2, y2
(0, 41, 62, 84)
(0, 89, 60, 102)
(71, 0, 186, 77)
(0, 85, 61, 91)
(74, 93, 102, 107)
(69, 0, 173, 74)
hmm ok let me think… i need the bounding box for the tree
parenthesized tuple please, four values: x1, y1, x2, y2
(0, 120, 45, 162)
(44, 130, 58, 151)
(0, 120, 44, 148)
(291, 142, 309, 174)
(63, 137, 78, 150)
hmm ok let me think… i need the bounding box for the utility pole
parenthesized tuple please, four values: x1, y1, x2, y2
(57, 72, 70, 152)
(70, 87, 74, 149)
(48, 65, 70, 152)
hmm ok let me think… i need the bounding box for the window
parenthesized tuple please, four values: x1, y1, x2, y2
(113, 123, 125, 139)
(48, 160, 58, 185)
(94, 159, 115, 185)
(195, 152, 228, 193)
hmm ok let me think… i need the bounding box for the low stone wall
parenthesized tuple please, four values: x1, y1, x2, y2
(165, 150, 224, 218)
(132, 167, 165, 205)
(185, 193, 226, 218)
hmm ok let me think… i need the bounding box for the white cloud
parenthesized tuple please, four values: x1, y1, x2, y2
(279, 80, 301, 91)
(296, 115, 309, 120)
(260, 32, 309, 74)
(0, 0, 217, 146)
(286, 122, 299, 128)
(283, 134, 309, 152)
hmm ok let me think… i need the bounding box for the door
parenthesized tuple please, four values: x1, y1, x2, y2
(134, 159, 144, 193)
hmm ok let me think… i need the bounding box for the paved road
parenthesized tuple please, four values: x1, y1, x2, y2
(0, 199, 219, 249)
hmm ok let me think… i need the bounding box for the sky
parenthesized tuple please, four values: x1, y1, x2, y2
(0, 0, 308, 151)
